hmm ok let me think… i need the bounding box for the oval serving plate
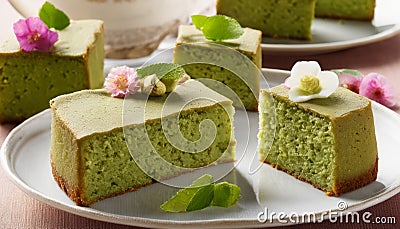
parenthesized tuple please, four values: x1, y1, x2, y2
(1, 69, 400, 228)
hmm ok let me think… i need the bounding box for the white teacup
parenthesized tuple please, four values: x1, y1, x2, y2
(8, 0, 215, 59)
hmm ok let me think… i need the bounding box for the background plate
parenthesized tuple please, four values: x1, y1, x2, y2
(1, 69, 400, 228)
(261, 0, 400, 55)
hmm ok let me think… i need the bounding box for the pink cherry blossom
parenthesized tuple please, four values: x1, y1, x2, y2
(359, 73, 397, 108)
(104, 66, 141, 98)
(13, 17, 58, 52)
(338, 73, 362, 94)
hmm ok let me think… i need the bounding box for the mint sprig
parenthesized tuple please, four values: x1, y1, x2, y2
(160, 174, 241, 213)
(192, 15, 208, 30)
(191, 15, 244, 41)
(211, 182, 242, 207)
(137, 63, 188, 93)
(137, 63, 186, 80)
(331, 69, 364, 78)
(39, 1, 70, 30)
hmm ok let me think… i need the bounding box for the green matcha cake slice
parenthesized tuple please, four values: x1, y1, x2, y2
(258, 85, 378, 196)
(315, 0, 375, 21)
(50, 80, 236, 206)
(173, 25, 261, 111)
(217, 0, 315, 40)
(0, 20, 104, 123)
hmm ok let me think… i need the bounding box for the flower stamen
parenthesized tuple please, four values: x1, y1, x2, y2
(115, 75, 129, 90)
(29, 32, 41, 43)
(299, 75, 322, 94)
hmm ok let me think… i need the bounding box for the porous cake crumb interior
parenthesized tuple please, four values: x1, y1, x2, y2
(259, 98, 335, 191)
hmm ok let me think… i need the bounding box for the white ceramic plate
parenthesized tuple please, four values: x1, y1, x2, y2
(105, 0, 400, 66)
(261, 0, 400, 55)
(1, 69, 400, 228)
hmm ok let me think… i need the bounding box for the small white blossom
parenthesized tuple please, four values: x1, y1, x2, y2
(284, 61, 339, 102)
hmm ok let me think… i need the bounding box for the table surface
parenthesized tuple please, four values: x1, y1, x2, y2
(1, 0, 399, 228)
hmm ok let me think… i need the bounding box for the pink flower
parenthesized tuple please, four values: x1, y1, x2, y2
(104, 66, 141, 98)
(359, 73, 397, 108)
(13, 17, 58, 52)
(339, 73, 362, 94)
(283, 77, 291, 89)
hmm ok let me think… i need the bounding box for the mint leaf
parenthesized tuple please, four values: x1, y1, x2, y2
(212, 182, 241, 208)
(189, 174, 214, 187)
(137, 63, 186, 80)
(186, 183, 214, 212)
(39, 1, 70, 30)
(331, 69, 363, 78)
(160, 174, 242, 213)
(191, 15, 208, 30)
(160, 174, 214, 213)
(203, 15, 244, 41)
(192, 15, 244, 41)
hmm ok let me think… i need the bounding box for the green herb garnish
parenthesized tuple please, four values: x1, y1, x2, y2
(191, 15, 244, 41)
(137, 63, 188, 92)
(192, 15, 208, 30)
(331, 69, 363, 78)
(39, 1, 70, 30)
(160, 174, 241, 213)
(137, 63, 186, 80)
(211, 182, 242, 207)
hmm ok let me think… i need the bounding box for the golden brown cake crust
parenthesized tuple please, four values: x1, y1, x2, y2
(263, 157, 378, 197)
(51, 161, 84, 206)
(51, 159, 236, 206)
(331, 157, 378, 196)
(50, 160, 153, 206)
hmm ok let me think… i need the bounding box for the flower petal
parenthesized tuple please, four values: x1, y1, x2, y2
(318, 71, 339, 97)
(36, 30, 58, 51)
(13, 19, 30, 36)
(338, 72, 362, 93)
(289, 87, 320, 102)
(127, 77, 141, 94)
(26, 17, 46, 33)
(359, 73, 397, 108)
(18, 39, 36, 51)
(289, 61, 321, 83)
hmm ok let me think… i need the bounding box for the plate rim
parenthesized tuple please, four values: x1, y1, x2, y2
(261, 24, 400, 54)
(2, 68, 400, 228)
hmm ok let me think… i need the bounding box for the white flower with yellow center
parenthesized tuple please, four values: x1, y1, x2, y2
(285, 61, 339, 102)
